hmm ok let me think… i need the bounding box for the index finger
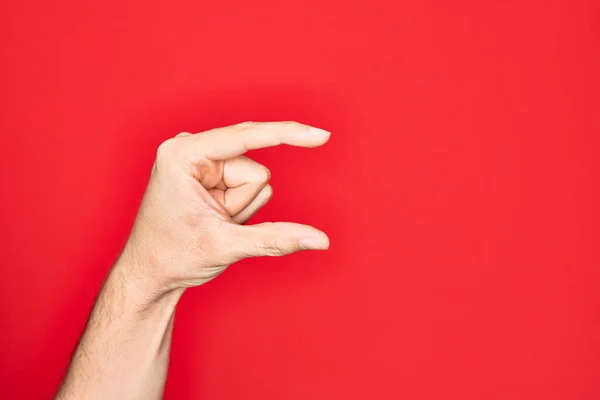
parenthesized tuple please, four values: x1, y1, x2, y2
(189, 121, 331, 160)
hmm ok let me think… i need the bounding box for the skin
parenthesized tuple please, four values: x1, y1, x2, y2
(55, 121, 331, 400)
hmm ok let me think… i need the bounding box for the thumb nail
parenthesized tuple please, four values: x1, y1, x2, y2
(299, 237, 329, 250)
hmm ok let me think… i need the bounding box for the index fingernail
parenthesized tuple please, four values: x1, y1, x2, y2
(309, 127, 331, 139)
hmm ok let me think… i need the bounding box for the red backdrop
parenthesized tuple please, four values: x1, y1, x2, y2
(1, 0, 599, 398)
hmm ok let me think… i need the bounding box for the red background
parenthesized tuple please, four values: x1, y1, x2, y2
(1, 0, 599, 398)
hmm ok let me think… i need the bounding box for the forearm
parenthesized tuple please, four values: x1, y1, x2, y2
(56, 258, 183, 400)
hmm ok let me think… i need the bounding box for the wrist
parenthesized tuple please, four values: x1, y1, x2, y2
(111, 246, 184, 311)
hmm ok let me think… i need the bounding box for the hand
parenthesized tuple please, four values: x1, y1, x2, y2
(118, 121, 331, 294)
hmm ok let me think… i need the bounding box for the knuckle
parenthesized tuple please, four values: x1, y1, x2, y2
(234, 121, 259, 131)
(281, 120, 303, 130)
(256, 238, 285, 257)
(155, 138, 180, 164)
(257, 165, 271, 182)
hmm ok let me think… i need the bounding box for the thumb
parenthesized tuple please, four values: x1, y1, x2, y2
(229, 222, 330, 259)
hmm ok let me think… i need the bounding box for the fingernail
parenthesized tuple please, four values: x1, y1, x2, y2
(308, 127, 331, 139)
(299, 237, 329, 250)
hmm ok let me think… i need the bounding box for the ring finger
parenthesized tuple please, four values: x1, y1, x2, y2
(208, 156, 271, 216)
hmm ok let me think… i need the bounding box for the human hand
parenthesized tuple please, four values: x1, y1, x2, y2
(117, 121, 330, 295)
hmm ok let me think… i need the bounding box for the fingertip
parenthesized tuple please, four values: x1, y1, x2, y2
(299, 230, 330, 251)
(306, 127, 331, 147)
(261, 183, 274, 200)
(323, 233, 331, 249)
(309, 127, 331, 138)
